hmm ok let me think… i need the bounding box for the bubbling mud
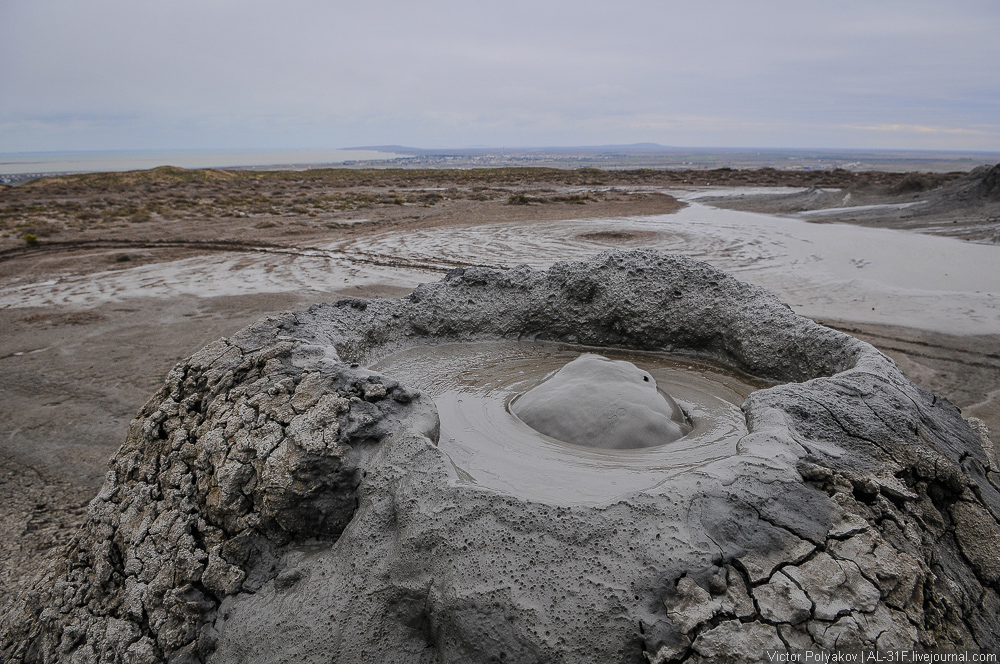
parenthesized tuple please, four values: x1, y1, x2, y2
(369, 341, 764, 505)
(510, 353, 692, 450)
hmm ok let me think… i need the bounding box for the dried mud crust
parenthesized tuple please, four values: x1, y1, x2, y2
(2, 250, 1000, 663)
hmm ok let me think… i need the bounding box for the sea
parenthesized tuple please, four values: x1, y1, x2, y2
(0, 149, 403, 177)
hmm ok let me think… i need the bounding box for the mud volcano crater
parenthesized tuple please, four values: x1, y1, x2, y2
(4, 250, 1000, 664)
(370, 343, 757, 505)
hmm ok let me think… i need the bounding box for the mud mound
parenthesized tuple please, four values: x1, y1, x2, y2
(510, 353, 692, 449)
(3, 250, 999, 663)
(944, 163, 1000, 203)
(976, 163, 1000, 200)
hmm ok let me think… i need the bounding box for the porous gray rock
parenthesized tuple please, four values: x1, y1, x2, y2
(783, 553, 880, 621)
(2, 249, 999, 663)
(688, 620, 784, 663)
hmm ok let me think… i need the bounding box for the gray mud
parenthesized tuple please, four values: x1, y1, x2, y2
(699, 163, 1000, 244)
(3, 250, 1000, 664)
(510, 353, 692, 450)
(371, 342, 755, 505)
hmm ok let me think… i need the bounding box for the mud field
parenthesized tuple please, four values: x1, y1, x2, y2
(1, 166, 999, 657)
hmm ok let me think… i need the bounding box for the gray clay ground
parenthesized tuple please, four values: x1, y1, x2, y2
(702, 163, 1000, 243)
(2, 250, 1000, 663)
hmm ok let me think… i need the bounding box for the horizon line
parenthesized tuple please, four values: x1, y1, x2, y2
(4, 144, 1000, 157)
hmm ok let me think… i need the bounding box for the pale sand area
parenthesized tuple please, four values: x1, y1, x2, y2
(2, 193, 998, 609)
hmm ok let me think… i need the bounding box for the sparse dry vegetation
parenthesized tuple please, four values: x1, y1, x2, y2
(0, 164, 966, 244)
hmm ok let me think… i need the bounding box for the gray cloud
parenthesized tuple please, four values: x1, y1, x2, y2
(2, 0, 998, 151)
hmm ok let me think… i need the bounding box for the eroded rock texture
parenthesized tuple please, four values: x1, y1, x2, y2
(0, 325, 428, 663)
(2, 250, 999, 663)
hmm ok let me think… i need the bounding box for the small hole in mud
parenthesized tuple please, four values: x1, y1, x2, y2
(576, 230, 662, 244)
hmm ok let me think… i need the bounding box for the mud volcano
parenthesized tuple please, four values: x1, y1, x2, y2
(3, 250, 1000, 663)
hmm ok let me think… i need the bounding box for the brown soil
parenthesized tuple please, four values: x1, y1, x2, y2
(0, 164, 968, 258)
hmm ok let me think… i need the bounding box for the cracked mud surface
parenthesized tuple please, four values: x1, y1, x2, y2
(3, 251, 999, 663)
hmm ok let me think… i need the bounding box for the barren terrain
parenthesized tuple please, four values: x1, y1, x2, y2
(1, 165, 998, 613)
(701, 163, 1000, 243)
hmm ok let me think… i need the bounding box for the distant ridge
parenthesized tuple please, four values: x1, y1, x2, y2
(348, 144, 1000, 157)
(347, 143, 682, 155)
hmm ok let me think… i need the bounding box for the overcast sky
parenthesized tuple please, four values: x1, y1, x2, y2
(2, 0, 999, 153)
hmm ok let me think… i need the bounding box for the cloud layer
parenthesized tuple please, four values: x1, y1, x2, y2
(2, 0, 998, 151)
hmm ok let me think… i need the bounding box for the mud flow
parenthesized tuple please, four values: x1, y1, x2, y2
(370, 341, 762, 505)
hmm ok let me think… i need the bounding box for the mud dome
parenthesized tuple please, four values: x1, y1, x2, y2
(3, 250, 1000, 664)
(510, 353, 693, 450)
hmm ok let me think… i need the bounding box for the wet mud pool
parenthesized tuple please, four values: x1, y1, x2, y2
(371, 341, 767, 505)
